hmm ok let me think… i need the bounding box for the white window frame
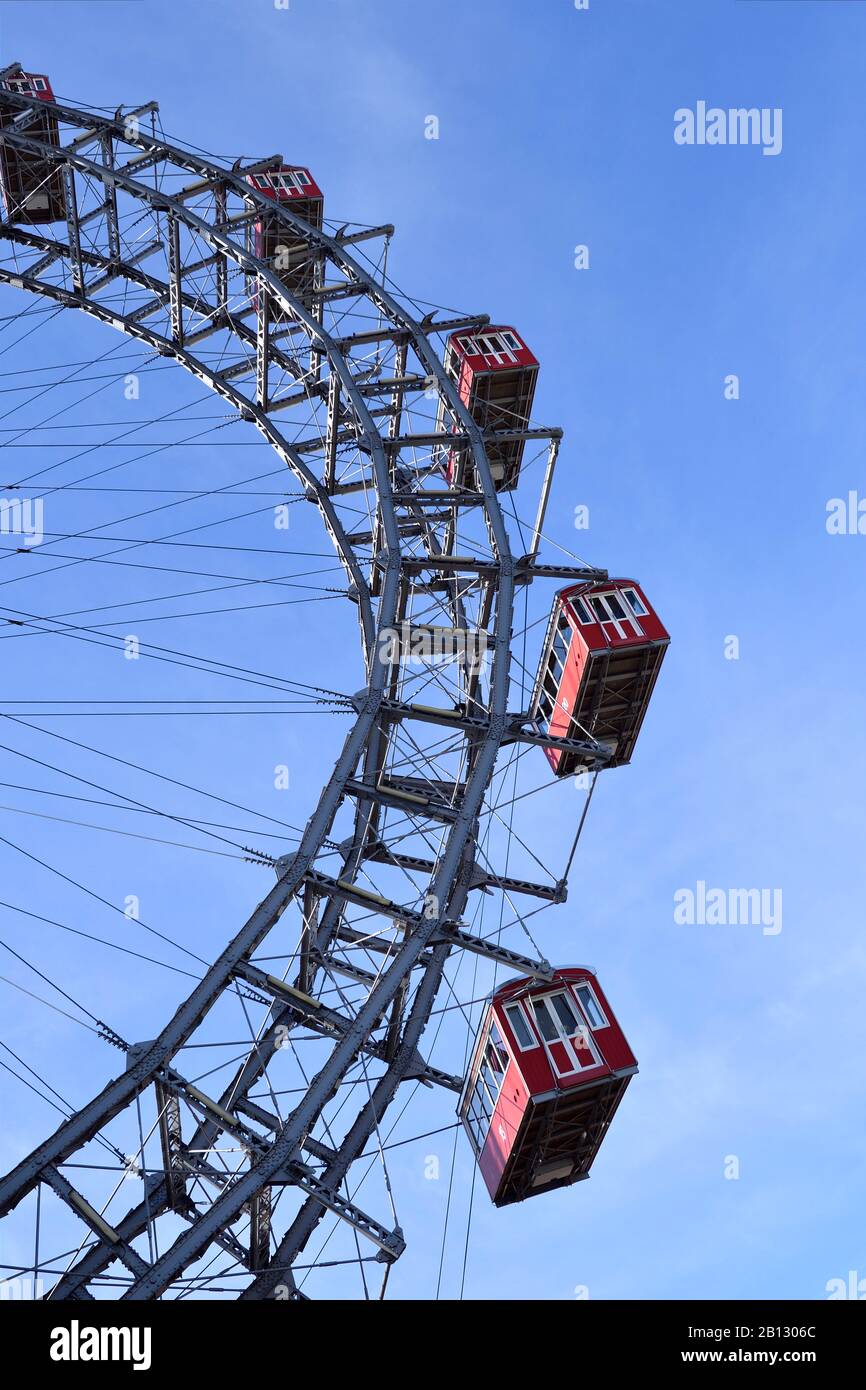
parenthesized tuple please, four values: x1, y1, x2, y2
(465, 1070, 493, 1147)
(551, 619, 571, 663)
(573, 981, 609, 1031)
(531, 991, 582, 1043)
(503, 1000, 537, 1051)
(466, 1090, 488, 1153)
(589, 592, 621, 625)
(474, 1071, 496, 1118)
(572, 596, 594, 625)
(589, 590, 643, 639)
(547, 643, 567, 686)
(500, 330, 521, 352)
(486, 1020, 510, 1078)
(541, 611, 572, 712)
(268, 170, 309, 195)
(529, 991, 601, 1073)
(478, 332, 517, 364)
(621, 586, 648, 618)
(478, 1052, 502, 1108)
(461, 1015, 514, 1155)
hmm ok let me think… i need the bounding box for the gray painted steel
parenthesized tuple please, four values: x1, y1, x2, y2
(0, 73, 602, 1298)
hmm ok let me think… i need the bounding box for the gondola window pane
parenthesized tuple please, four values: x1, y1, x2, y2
(504, 1002, 535, 1049)
(531, 999, 559, 1043)
(576, 984, 606, 1029)
(551, 992, 581, 1034)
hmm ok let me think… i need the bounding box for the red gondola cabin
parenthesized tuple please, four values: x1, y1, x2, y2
(437, 326, 538, 491)
(532, 579, 669, 775)
(459, 968, 637, 1206)
(0, 70, 65, 223)
(247, 166, 324, 315)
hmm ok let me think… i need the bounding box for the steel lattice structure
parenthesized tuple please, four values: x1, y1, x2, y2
(0, 68, 613, 1300)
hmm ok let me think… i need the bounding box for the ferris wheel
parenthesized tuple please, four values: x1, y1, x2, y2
(0, 65, 668, 1301)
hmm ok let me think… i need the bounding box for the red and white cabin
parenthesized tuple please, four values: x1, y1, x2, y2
(246, 166, 324, 314)
(532, 578, 669, 775)
(0, 70, 65, 223)
(459, 967, 637, 1206)
(437, 326, 538, 491)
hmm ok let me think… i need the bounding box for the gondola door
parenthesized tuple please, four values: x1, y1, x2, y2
(528, 990, 601, 1079)
(587, 590, 645, 643)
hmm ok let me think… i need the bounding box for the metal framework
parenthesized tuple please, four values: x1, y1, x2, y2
(0, 68, 611, 1299)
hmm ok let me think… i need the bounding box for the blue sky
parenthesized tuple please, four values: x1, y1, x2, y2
(0, 0, 865, 1300)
